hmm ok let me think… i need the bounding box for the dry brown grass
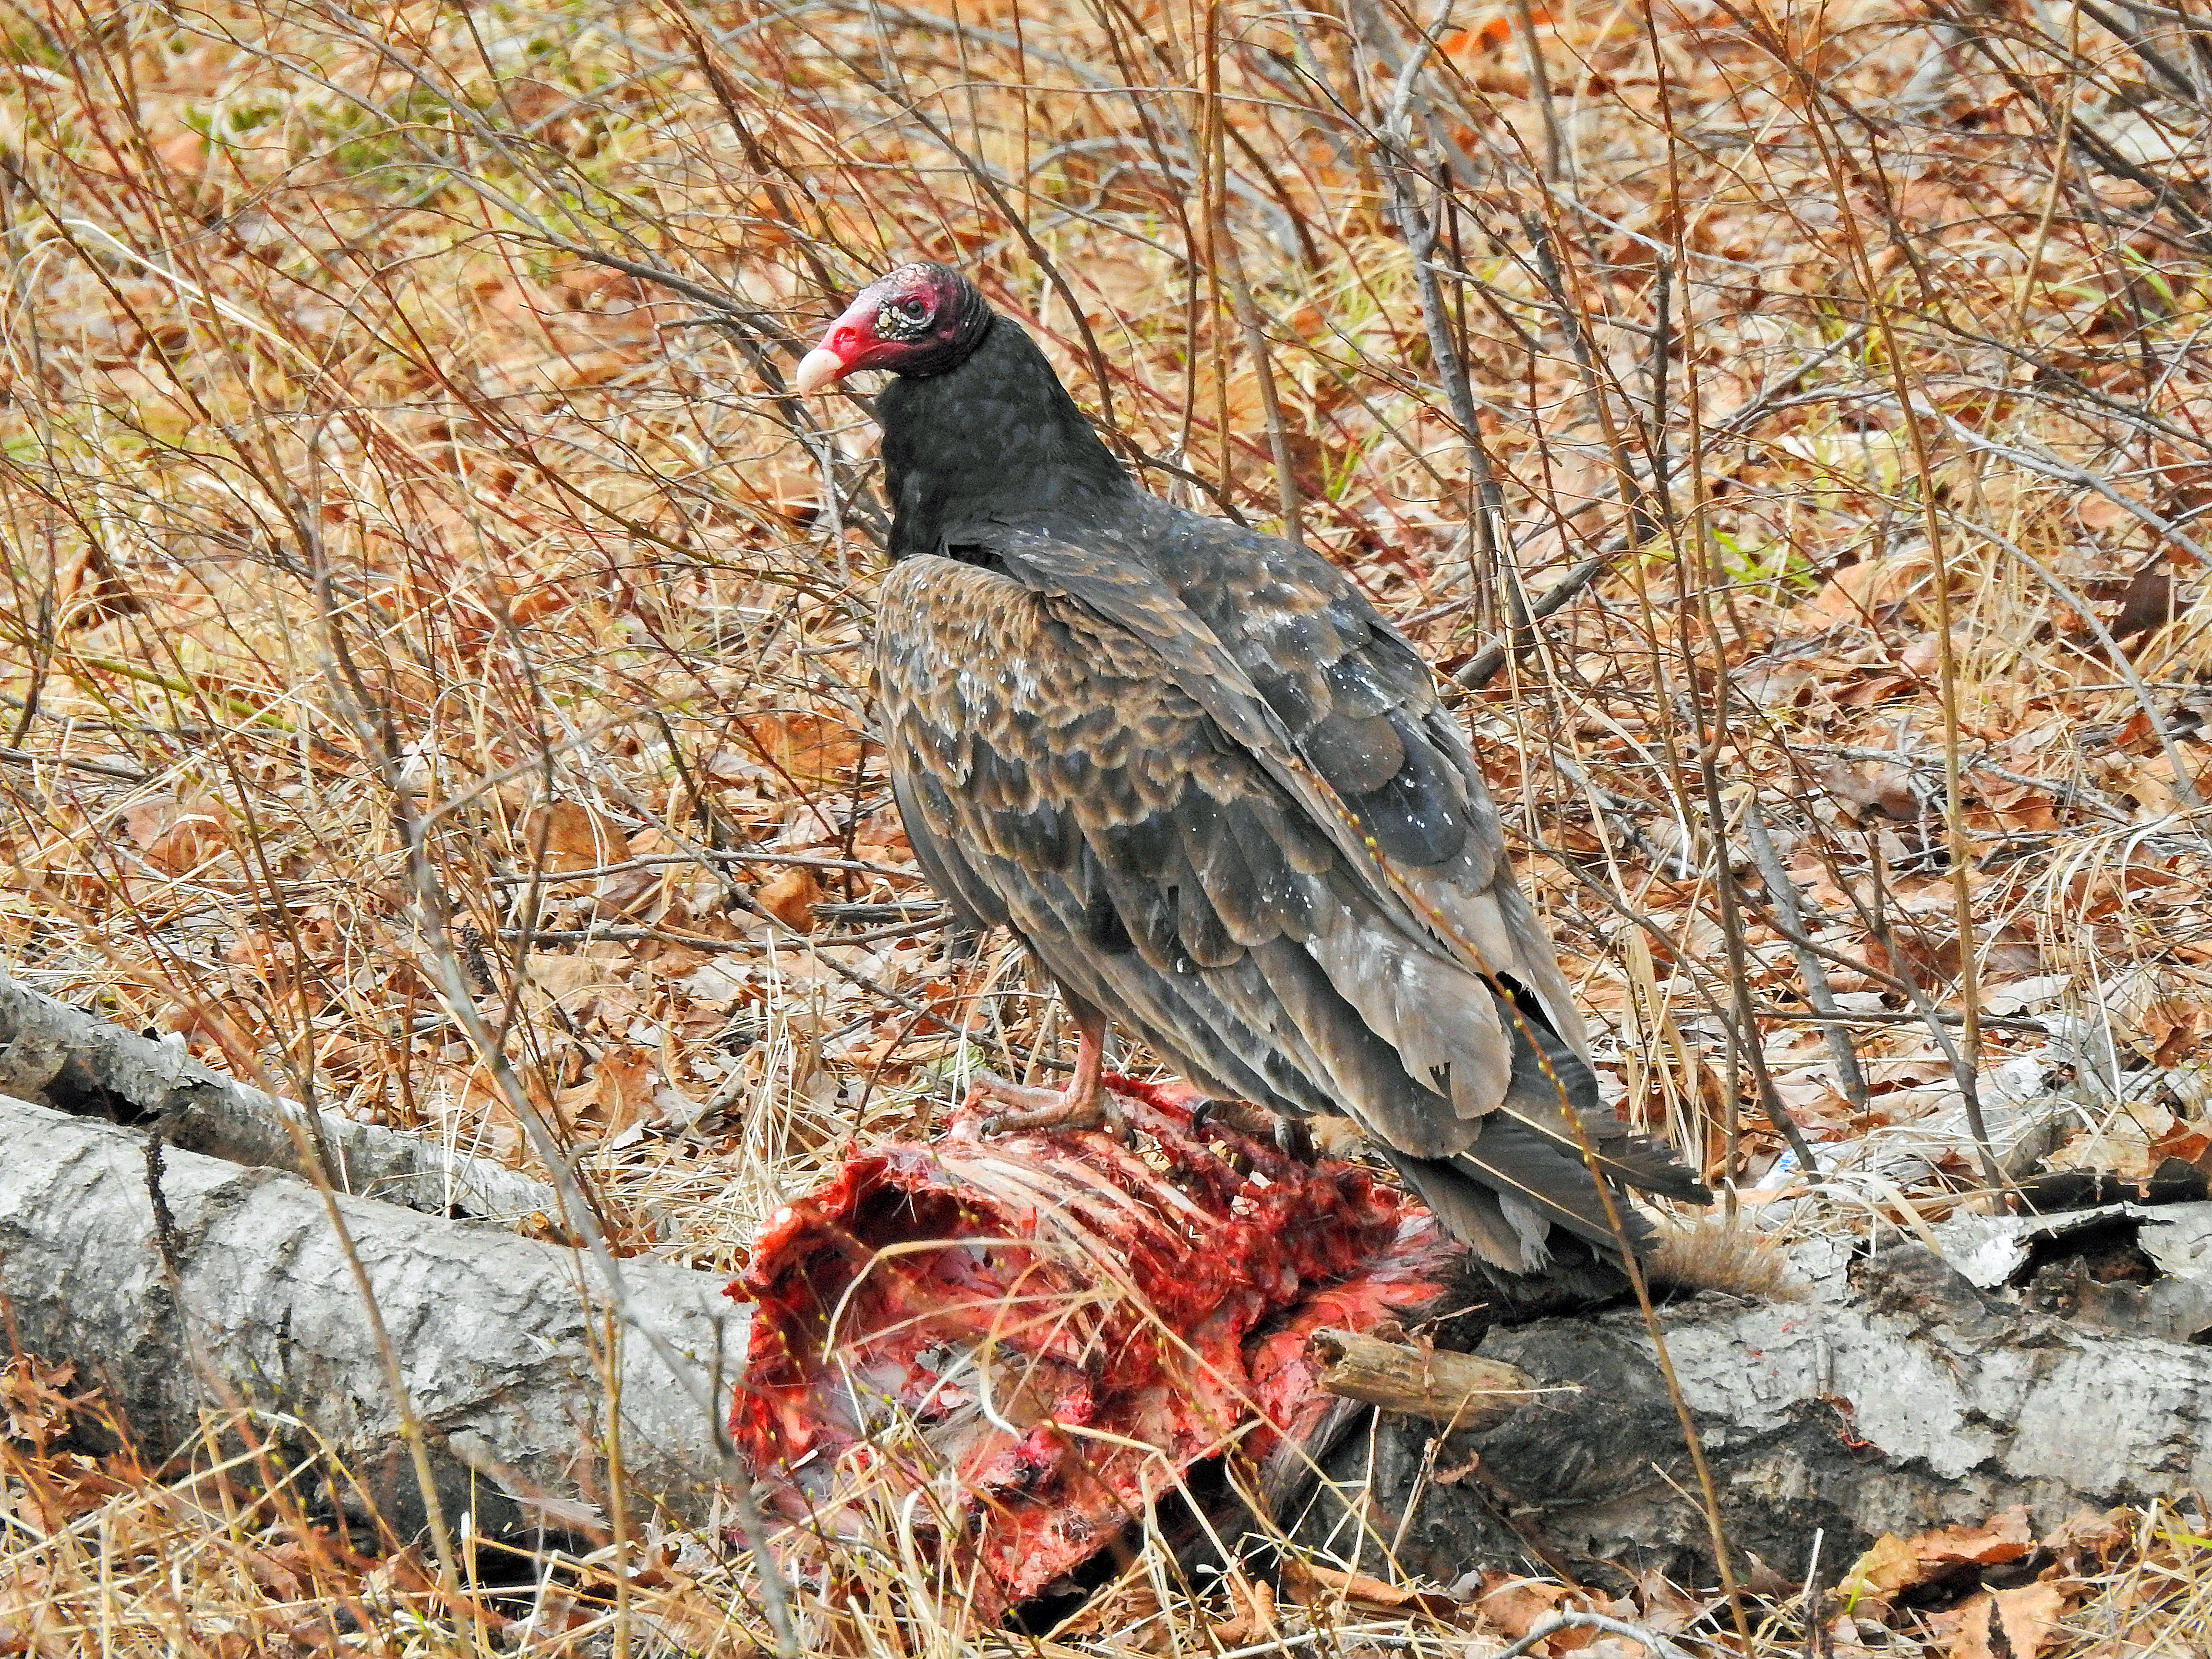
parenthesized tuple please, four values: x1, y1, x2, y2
(8, 0, 2212, 1646)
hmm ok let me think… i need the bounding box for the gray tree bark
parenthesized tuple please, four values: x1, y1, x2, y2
(0, 971, 555, 1221)
(1296, 1220, 2212, 1592)
(0, 1092, 743, 1538)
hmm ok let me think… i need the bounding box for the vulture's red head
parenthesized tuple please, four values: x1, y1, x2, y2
(793, 262, 993, 394)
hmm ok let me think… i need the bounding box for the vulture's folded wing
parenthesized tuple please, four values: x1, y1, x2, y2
(978, 526, 1701, 1197)
(877, 540, 1704, 1268)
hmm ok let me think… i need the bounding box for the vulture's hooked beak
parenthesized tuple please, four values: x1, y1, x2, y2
(792, 344, 847, 396)
(793, 292, 880, 395)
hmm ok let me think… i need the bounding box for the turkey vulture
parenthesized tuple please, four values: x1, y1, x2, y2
(794, 262, 1707, 1268)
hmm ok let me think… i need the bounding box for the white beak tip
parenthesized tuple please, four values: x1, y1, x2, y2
(793, 347, 845, 397)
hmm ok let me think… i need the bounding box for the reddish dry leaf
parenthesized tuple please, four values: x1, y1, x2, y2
(753, 712, 863, 783)
(522, 801, 630, 873)
(1936, 1581, 2075, 1659)
(507, 579, 575, 625)
(0, 1356, 77, 1448)
(500, 1588, 593, 1647)
(1476, 1573, 1593, 1647)
(2108, 557, 2178, 645)
(1282, 1559, 1459, 1618)
(1046, 1572, 1164, 1640)
(851, 826, 911, 861)
(2043, 1507, 2137, 1565)
(1843, 1508, 2034, 1602)
(1437, 12, 1524, 56)
(527, 951, 625, 1010)
(1935, 1591, 2000, 1659)
(1973, 781, 2059, 835)
(1, 1445, 135, 1530)
(239, 1546, 306, 1601)
(2048, 1102, 2189, 1181)
(2126, 997, 2202, 1069)
(2076, 493, 2137, 532)
(756, 865, 820, 930)
(1817, 759, 1920, 824)
(587, 1043, 656, 1136)
(1208, 1573, 1279, 1646)
(593, 865, 666, 922)
(1631, 1571, 1710, 1634)
(1993, 1581, 2076, 1658)
(2150, 1118, 2212, 1167)
(121, 794, 233, 875)
(1796, 550, 1933, 625)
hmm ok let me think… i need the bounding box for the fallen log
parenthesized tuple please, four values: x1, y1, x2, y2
(14, 966, 2212, 1612)
(0, 970, 554, 1222)
(0, 1091, 740, 1535)
(1292, 1223, 2212, 1594)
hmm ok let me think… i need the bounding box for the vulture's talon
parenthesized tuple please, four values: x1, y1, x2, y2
(968, 1068, 1130, 1143)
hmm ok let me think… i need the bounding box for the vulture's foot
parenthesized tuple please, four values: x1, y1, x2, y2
(1193, 1098, 1319, 1163)
(969, 1070, 1127, 1140)
(970, 1020, 1130, 1142)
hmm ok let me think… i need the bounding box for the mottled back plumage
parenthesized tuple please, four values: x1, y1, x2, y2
(806, 263, 1707, 1269)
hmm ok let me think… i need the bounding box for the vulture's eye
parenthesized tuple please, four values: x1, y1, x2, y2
(878, 294, 932, 339)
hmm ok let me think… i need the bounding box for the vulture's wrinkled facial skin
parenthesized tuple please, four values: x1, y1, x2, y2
(793, 263, 992, 393)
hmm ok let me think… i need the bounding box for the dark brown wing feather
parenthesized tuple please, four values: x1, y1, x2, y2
(878, 540, 1704, 1270)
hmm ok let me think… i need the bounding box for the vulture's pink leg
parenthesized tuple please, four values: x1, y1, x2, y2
(971, 1016, 1126, 1139)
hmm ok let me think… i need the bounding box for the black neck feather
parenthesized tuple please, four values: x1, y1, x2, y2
(877, 315, 1134, 560)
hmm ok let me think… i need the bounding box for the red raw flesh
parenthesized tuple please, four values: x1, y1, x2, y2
(729, 1078, 1462, 1620)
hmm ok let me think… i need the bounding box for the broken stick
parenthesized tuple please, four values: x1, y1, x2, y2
(1307, 1328, 1552, 1431)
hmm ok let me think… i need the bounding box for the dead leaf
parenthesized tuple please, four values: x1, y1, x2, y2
(507, 579, 575, 626)
(1282, 1559, 1460, 1619)
(1935, 1590, 1999, 1659)
(1208, 1572, 1279, 1646)
(1476, 1573, 1590, 1645)
(1842, 1508, 2034, 1603)
(587, 1043, 655, 1136)
(2150, 1118, 2212, 1167)
(2076, 493, 2135, 531)
(753, 712, 863, 783)
(1046, 1569, 1162, 1639)
(121, 794, 233, 874)
(1798, 550, 1934, 625)
(1826, 1612, 1884, 1657)
(1836, 672, 1917, 706)
(2042, 1506, 2135, 1565)
(1932, 1579, 2072, 1659)
(2108, 556, 2177, 646)
(1899, 628, 1973, 679)
(240, 1546, 307, 1601)
(0, 1445, 133, 1530)
(1632, 1570, 1709, 1634)
(0, 1355, 78, 1449)
(521, 801, 630, 873)
(1818, 759, 1920, 823)
(527, 952, 624, 1008)
(2047, 1100, 2187, 1181)
(1992, 1581, 2072, 1659)
(757, 865, 821, 931)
